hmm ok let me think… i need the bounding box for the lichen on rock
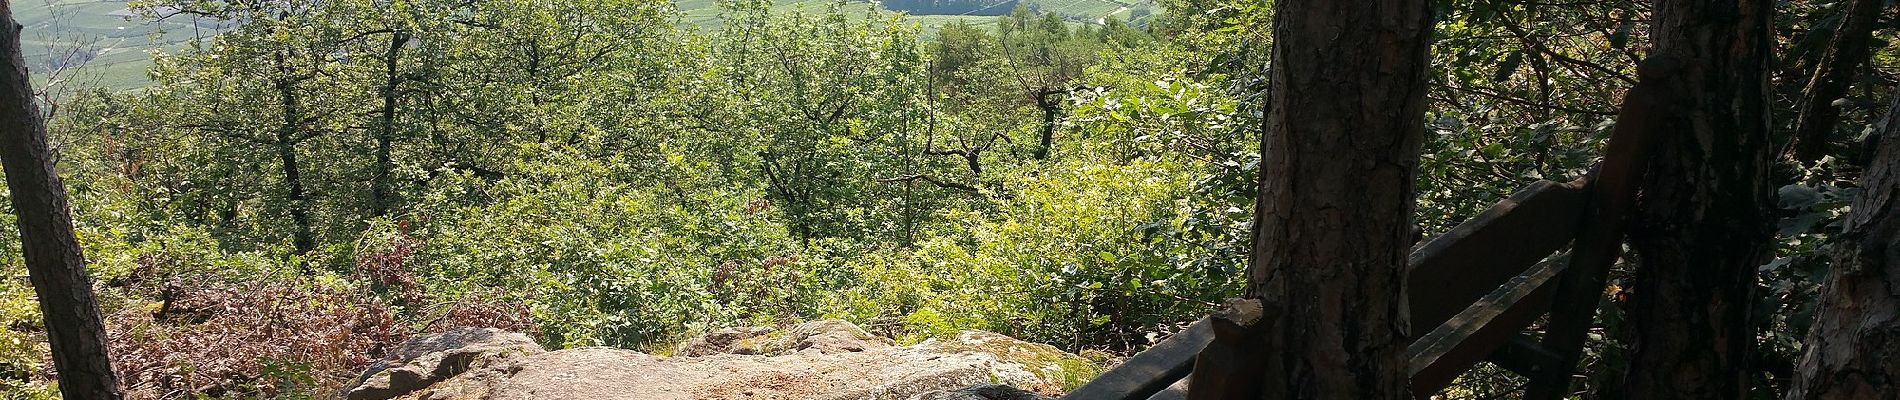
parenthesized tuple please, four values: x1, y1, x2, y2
(914, 331, 1105, 391)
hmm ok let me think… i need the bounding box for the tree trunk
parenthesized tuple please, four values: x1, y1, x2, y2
(1789, 0, 1886, 167)
(1185, 0, 1433, 398)
(274, 48, 315, 254)
(1783, 95, 1900, 400)
(372, 30, 409, 218)
(1032, 87, 1060, 160)
(1616, 0, 1776, 398)
(0, 4, 122, 399)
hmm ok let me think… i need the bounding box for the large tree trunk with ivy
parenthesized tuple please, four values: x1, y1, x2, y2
(0, 3, 122, 399)
(1782, 96, 1900, 400)
(1184, 0, 1432, 398)
(1615, 0, 1776, 398)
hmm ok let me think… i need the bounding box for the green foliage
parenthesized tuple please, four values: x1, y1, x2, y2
(408, 150, 805, 347)
(3, 0, 1885, 397)
(827, 160, 1235, 349)
(701, 1, 939, 242)
(2, 0, 1240, 395)
(942, 160, 1232, 348)
(0, 279, 51, 400)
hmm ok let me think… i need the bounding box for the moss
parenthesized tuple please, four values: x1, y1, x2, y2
(730, 329, 788, 354)
(928, 331, 1105, 391)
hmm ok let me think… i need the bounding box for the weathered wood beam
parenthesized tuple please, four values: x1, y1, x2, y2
(1078, 178, 1590, 400)
(1184, 300, 1273, 400)
(1523, 57, 1678, 400)
(1407, 253, 1569, 396)
(1061, 317, 1214, 400)
(1145, 377, 1190, 400)
(1488, 335, 1562, 378)
(1408, 180, 1587, 331)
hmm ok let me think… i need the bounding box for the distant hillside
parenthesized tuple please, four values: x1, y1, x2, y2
(16, 0, 1156, 90)
(677, 0, 1155, 34)
(881, 0, 1022, 16)
(19, 0, 215, 90)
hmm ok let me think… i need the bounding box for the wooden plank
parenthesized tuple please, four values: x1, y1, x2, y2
(1183, 302, 1272, 400)
(1407, 252, 1568, 395)
(1145, 377, 1189, 400)
(1523, 180, 1626, 400)
(1408, 180, 1587, 331)
(1487, 335, 1562, 378)
(1523, 57, 1675, 400)
(1083, 177, 1589, 399)
(1061, 317, 1213, 400)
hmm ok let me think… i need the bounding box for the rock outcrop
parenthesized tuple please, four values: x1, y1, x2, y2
(344, 327, 545, 400)
(352, 320, 1098, 400)
(672, 319, 893, 357)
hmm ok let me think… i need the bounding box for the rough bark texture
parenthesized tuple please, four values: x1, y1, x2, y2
(0, 3, 122, 398)
(1618, 0, 1776, 398)
(1789, 0, 1886, 166)
(1783, 95, 1900, 400)
(1187, 0, 1434, 398)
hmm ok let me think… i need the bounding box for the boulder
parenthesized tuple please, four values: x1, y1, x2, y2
(672, 326, 775, 356)
(783, 319, 895, 354)
(342, 327, 543, 400)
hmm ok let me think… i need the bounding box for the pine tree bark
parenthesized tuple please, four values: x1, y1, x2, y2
(1789, 0, 1887, 166)
(0, 3, 122, 399)
(1783, 95, 1900, 400)
(1185, 0, 1433, 398)
(1616, 0, 1776, 398)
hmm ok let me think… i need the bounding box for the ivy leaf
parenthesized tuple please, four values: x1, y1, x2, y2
(1777, 184, 1821, 210)
(1779, 211, 1828, 236)
(1759, 256, 1793, 273)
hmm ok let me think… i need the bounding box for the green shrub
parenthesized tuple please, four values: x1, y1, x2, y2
(826, 159, 1238, 350)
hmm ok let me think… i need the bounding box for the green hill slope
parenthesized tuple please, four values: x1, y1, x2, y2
(19, 0, 215, 90)
(15, 0, 1156, 89)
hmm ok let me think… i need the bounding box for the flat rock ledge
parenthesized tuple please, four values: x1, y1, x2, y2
(343, 320, 1096, 400)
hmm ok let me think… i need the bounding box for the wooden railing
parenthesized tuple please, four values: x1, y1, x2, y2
(1062, 58, 1665, 400)
(1062, 178, 1594, 400)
